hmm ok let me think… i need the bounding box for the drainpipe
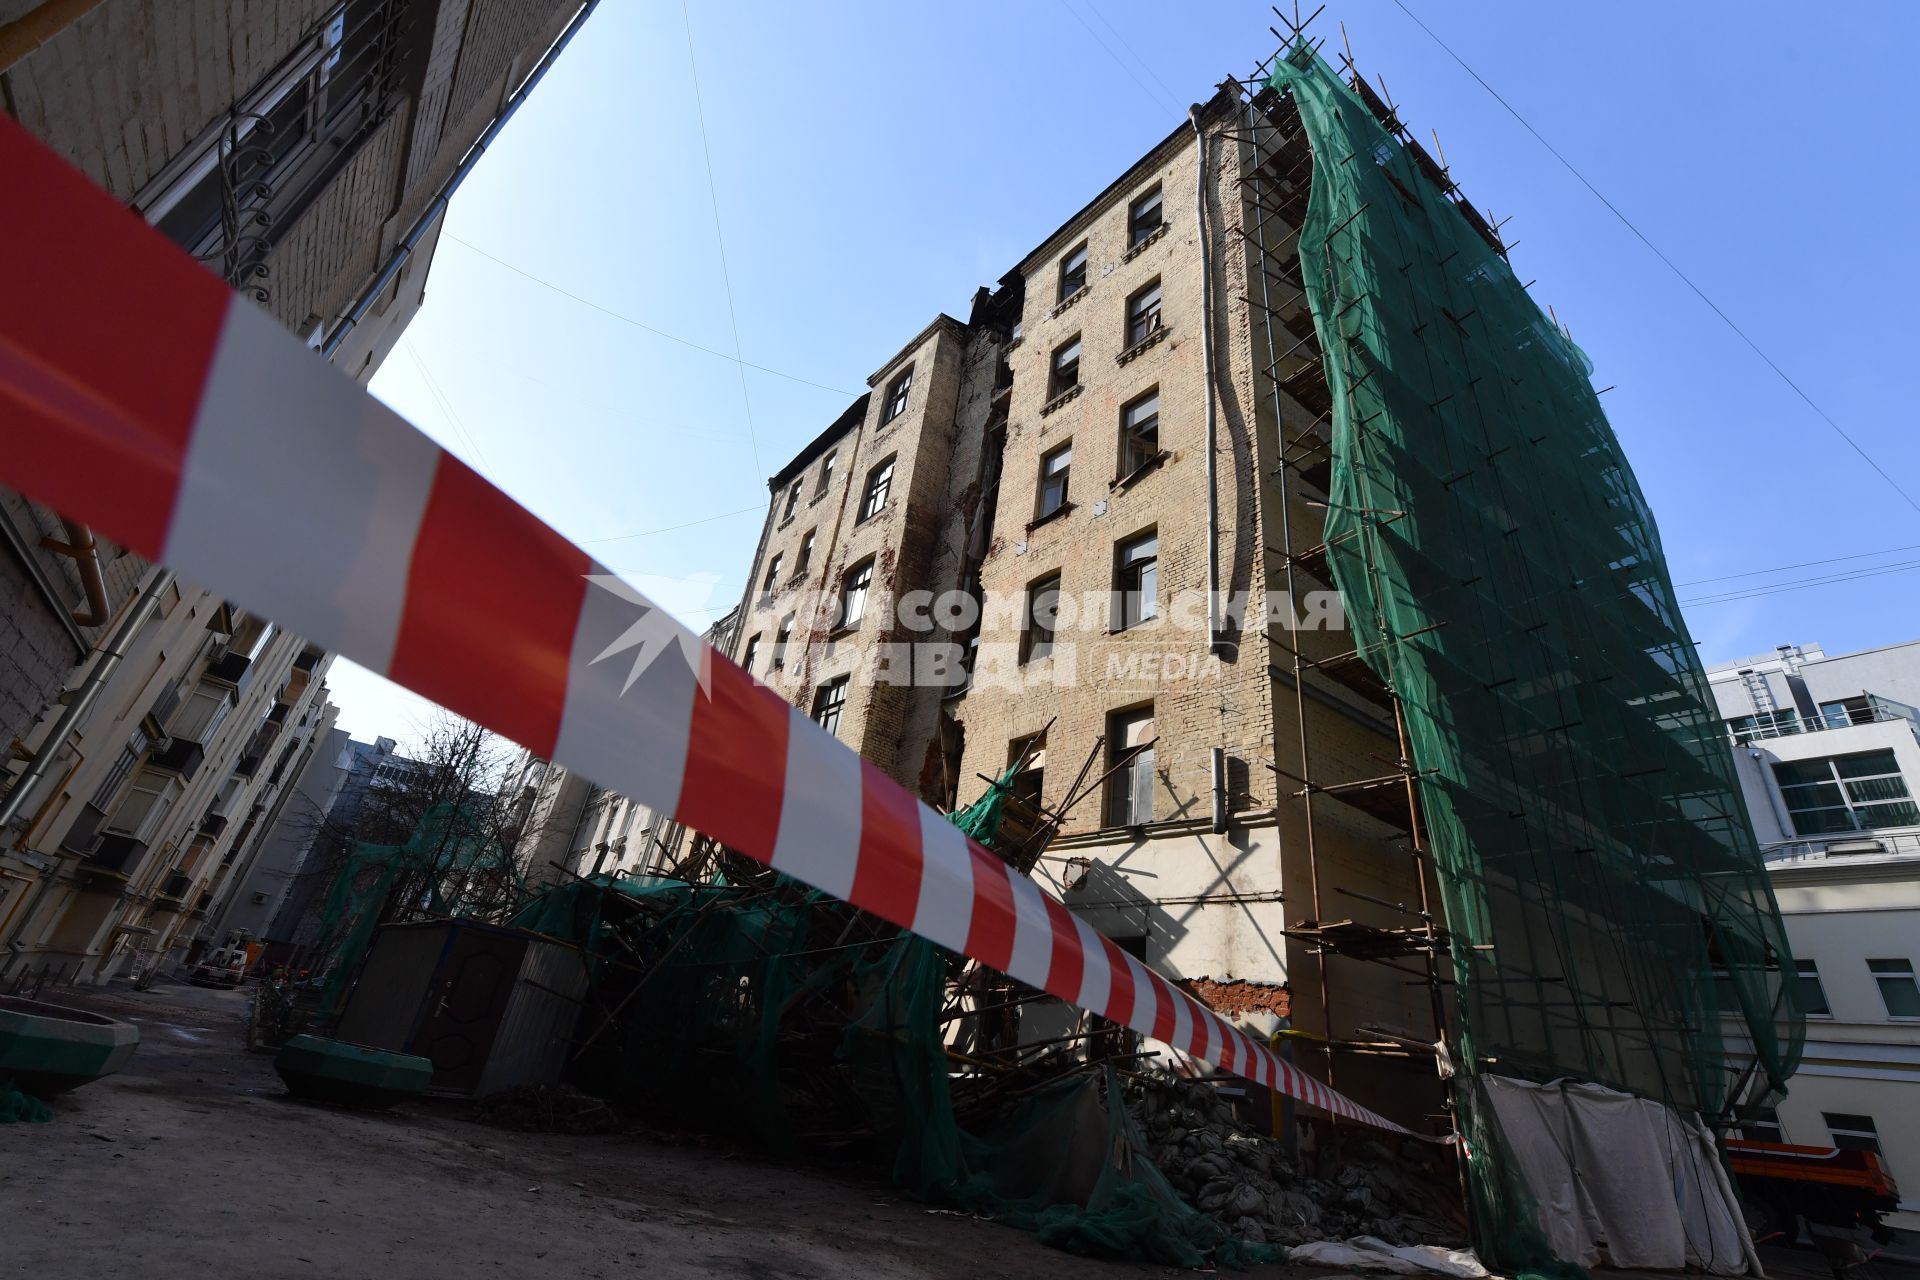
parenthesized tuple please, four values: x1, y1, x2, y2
(1190, 105, 1231, 660)
(0, 567, 171, 831)
(40, 518, 111, 625)
(0, 505, 85, 657)
(0, 0, 107, 74)
(0, 568, 174, 956)
(1210, 746, 1229, 834)
(321, 0, 603, 359)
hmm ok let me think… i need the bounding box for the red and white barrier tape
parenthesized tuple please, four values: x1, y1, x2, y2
(0, 117, 1409, 1135)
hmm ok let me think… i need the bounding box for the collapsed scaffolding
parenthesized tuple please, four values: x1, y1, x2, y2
(1235, 12, 1805, 1270)
(503, 765, 1467, 1267)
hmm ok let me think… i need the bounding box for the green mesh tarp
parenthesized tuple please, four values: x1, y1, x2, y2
(515, 869, 1280, 1268)
(313, 802, 511, 1015)
(1266, 42, 1803, 1268)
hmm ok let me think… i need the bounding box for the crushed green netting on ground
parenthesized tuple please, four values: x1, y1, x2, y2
(0, 1077, 51, 1123)
(512, 872, 1282, 1269)
(1266, 41, 1803, 1269)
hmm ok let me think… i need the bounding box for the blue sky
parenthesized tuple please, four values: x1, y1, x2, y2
(329, 0, 1920, 746)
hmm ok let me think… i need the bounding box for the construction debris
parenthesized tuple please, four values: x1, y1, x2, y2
(473, 1082, 621, 1135)
(1130, 1076, 1466, 1249)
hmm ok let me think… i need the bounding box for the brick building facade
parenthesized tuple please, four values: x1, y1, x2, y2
(503, 85, 1435, 1121)
(0, 0, 590, 982)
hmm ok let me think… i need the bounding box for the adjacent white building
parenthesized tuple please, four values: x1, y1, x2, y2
(1708, 640, 1920, 1238)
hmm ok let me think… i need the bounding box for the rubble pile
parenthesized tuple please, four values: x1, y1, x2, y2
(473, 1082, 622, 1134)
(1129, 1076, 1466, 1249)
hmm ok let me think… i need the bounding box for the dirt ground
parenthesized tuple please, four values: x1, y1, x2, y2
(3, 979, 1903, 1280)
(0, 976, 1288, 1279)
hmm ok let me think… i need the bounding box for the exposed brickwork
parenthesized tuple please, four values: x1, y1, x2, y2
(726, 99, 1437, 1081)
(1184, 976, 1291, 1019)
(1, 1, 333, 200)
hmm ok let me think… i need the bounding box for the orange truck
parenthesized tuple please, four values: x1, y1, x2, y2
(1726, 1139, 1899, 1243)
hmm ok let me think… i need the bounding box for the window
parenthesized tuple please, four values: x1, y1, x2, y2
(860, 458, 895, 522)
(741, 634, 761, 675)
(169, 682, 233, 745)
(1114, 531, 1158, 629)
(1049, 337, 1082, 401)
(1773, 749, 1920, 835)
(812, 677, 850, 737)
(106, 768, 179, 841)
(1736, 1106, 1784, 1144)
(816, 450, 836, 498)
(1119, 390, 1160, 476)
(839, 560, 874, 631)
(782, 480, 802, 523)
(773, 615, 794, 669)
(141, 5, 391, 277)
(1037, 442, 1072, 519)
(1059, 242, 1088, 301)
(762, 553, 783, 594)
(1728, 709, 1799, 743)
(1107, 705, 1156, 826)
(1823, 1113, 1881, 1155)
(793, 530, 815, 577)
(1126, 280, 1163, 348)
(1008, 735, 1047, 809)
(1796, 958, 1832, 1016)
(1022, 574, 1062, 664)
(1128, 186, 1165, 247)
(1868, 958, 1920, 1017)
(883, 366, 914, 424)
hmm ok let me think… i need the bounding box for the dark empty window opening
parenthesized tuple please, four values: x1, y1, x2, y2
(1129, 186, 1165, 247)
(812, 677, 849, 736)
(860, 458, 895, 522)
(1126, 281, 1163, 348)
(839, 560, 874, 631)
(1050, 338, 1082, 401)
(1114, 530, 1158, 629)
(1037, 442, 1072, 519)
(1023, 574, 1062, 664)
(1107, 705, 1155, 826)
(1008, 734, 1047, 809)
(883, 365, 914, 424)
(1059, 243, 1088, 301)
(1120, 391, 1160, 478)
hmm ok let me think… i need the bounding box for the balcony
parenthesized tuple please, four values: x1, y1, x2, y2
(1729, 694, 1920, 744)
(149, 737, 205, 782)
(58, 802, 108, 858)
(235, 752, 263, 779)
(293, 647, 322, 673)
(189, 890, 214, 919)
(199, 812, 230, 838)
(267, 702, 289, 725)
(79, 833, 147, 885)
(203, 649, 252, 688)
(153, 871, 192, 910)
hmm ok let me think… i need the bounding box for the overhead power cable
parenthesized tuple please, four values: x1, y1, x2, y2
(680, 0, 763, 480)
(582, 502, 769, 546)
(1679, 557, 1920, 608)
(1674, 542, 1920, 590)
(1389, 0, 1920, 521)
(442, 234, 861, 398)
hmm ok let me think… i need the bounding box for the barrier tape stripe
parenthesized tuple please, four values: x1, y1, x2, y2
(0, 117, 1411, 1136)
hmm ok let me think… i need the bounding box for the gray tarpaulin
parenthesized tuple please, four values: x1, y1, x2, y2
(1480, 1076, 1757, 1275)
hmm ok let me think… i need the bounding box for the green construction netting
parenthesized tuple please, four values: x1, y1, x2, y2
(1266, 42, 1803, 1267)
(313, 802, 515, 1015)
(513, 872, 1282, 1268)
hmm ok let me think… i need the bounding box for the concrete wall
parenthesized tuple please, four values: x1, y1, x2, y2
(1763, 855, 1920, 1234)
(216, 721, 351, 942)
